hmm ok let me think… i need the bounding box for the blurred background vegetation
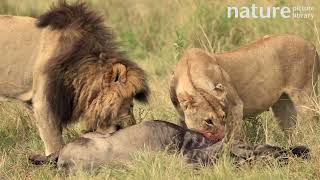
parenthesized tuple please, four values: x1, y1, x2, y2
(0, 0, 319, 179)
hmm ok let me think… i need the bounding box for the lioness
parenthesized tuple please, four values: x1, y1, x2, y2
(0, 2, 149, 155)
(170, 34, 319, 141)
(29, 120, 309, 172)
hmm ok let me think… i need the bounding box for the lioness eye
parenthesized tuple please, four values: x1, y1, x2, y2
(205, 119, 214, 126)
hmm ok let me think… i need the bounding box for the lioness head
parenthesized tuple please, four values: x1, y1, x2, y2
(179, 84, 227, 142)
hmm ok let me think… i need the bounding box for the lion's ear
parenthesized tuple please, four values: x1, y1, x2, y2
(111, 63, 127, 83)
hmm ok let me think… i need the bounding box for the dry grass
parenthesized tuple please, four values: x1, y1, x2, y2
(0, 0, 320, 179)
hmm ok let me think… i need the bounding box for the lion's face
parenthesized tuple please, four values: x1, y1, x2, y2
(85, 63, 149, 133)
(179, 85, 227, 142)
(114, 97, 135, 128)
(86, 88, 139, 133)
(107, 96, 137, 130)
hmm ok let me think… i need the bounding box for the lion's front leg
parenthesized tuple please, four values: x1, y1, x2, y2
(33, 77, 64, 155)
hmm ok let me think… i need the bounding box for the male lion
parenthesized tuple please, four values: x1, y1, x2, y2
(170, 34, 319, 141)
(0, 2, 149, 155)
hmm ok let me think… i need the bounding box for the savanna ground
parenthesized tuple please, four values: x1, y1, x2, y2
(1, 0, 320, 179)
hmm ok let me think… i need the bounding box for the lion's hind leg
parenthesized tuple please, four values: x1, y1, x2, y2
(271, 93, 297, 136)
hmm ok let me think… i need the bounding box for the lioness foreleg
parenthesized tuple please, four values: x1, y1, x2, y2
(225, 86, 244, 141)
(226, 102, 243, 141)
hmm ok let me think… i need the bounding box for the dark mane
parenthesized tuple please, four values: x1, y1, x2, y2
(37, 1, 149, 126)
(37, 0, 118, 62)
(37, 1, 103, 31)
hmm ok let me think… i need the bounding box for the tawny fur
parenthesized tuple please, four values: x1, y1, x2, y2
(0, 1, 149, 155)
(170, 34, 319, 141)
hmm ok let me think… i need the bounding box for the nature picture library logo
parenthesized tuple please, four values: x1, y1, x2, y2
(227, 4, 314, 19)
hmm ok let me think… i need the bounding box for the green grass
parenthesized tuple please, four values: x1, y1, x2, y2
(1, 0, 320, 179)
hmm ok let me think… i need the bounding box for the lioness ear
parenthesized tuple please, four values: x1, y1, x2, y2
(111, 63, 127, 83)
(212, 83, 227, 100)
